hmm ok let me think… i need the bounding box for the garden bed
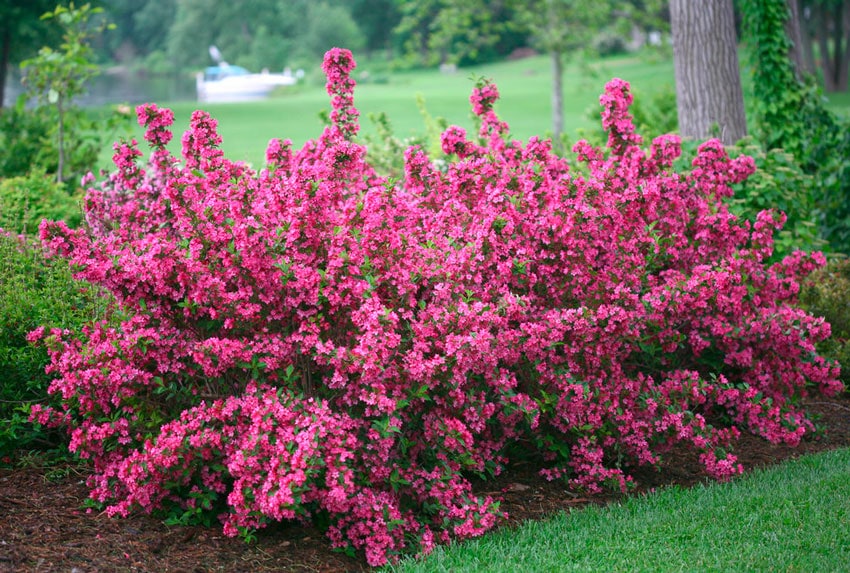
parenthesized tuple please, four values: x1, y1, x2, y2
(1, 392, 848, 572)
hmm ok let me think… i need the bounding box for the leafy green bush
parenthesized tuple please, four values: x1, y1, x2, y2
(629, 84, 678, 140)
(360, 94, 447, 179)
(0, 168, 83, 234)
(0, 232, 111, 457)
(0, 95, 129, 188)
(741, 1, 850, 254)
(800, 257, 850, 387)
(727, 137, 827, 260)
(0, 97, 56, 179)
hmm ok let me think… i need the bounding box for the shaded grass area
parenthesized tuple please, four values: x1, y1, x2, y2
(386, 447, 850, 573)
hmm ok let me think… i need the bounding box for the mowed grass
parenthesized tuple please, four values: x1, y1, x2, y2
(111, 50, 850, 169)
(384, 447, 850, 573)
(116, 53, 677, 168)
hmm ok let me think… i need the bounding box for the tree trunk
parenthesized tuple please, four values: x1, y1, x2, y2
(0, 27, 10, 110)
(57, 97, 65, 184)
(816, 3, 837, 90)
(814, 0, 850, 92)
(796, 0, 817, 75)
(831, 1, 844, 89)
(788, 0, 815, 77)
(670, 0, 747, 144)
(840, 1, 850, 90)
(550, 50, 563, 142)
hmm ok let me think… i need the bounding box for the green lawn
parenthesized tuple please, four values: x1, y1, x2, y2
(110, 51, 850, 170)
(385, 447, 850, 573)
(116, 52, 677, 168)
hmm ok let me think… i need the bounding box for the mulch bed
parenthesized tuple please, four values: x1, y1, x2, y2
(2, 392, 849, 572)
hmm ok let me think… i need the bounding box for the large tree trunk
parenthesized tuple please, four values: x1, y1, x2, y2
(550, 51, 563, 141)
(670, 0, 747, 144)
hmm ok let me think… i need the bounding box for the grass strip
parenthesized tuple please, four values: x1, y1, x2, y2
(387, 447, 850, 572)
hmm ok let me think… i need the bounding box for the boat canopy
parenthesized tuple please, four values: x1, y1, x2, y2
(203, 65, 251, 81)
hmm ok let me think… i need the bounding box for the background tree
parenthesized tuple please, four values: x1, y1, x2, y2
(806, 0, 850, 91)
(166, 0, 291, 70)
(0, 0, 62, 110)
(99, 0, 177, 66)
(21, 2, 111, 183)
(786, 0, 815, 77)
(393, 0, 525, 68)
(302, 2, 366, 62)
(162, 0, 371, 71)
(510, 0, 611, 140)
(349, 0, 402, 58)
(772, 0, 850, 92)
(670, 0, 747, 144)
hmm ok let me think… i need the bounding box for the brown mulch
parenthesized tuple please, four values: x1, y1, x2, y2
(2, 393, 849, 573)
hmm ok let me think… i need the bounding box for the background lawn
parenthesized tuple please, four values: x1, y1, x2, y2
(114, 51, 850, 171)
(116, 53, 673, 167)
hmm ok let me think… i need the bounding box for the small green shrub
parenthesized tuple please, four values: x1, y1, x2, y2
(0, 96, 108, 186)
(727, 137, 827, 260)
(629, 84, 678, 140)
(800, 257, 850, 386)
(360, 94, 447, 179)
(0, 168, 83, 234)
(0, 97, 55, 179)
(0, 232, 112, 456)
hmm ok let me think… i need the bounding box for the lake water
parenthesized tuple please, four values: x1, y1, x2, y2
(3, 71, 197, 108)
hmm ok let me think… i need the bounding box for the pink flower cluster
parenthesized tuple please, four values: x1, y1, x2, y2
(31, 48, 842, 565)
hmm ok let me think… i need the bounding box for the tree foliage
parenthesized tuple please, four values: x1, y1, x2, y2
(394, 0, 526, 68)
(0, 0, 64, 109)
(97, 0, 396, 71)
(20, 2, 111, 184)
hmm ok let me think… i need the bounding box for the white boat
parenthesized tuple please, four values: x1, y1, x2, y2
(195, 62, 297, 103)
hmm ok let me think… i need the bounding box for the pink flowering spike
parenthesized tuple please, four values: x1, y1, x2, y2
(441, 125, 475, 158)
(470, 79, 499, 116)
(470, 78, 509, 145)
(110, 140, 144, 190)
(648, 134, 682, 171)
(322, 48, 359, 141)
(599, 78, 642, 156)
(265, 138, 293, 173)
(181, 110, 225, 170)
(136, 103, 175, 149)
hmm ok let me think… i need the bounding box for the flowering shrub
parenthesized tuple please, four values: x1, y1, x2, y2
(30, 49, 842, 565)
